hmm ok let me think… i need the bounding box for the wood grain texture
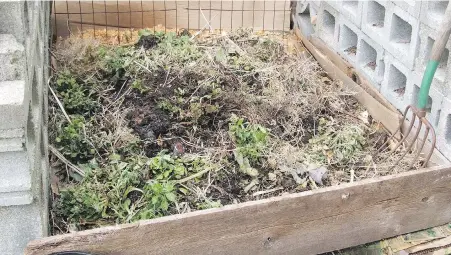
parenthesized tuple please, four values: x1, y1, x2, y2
(26, 165, 451, 255)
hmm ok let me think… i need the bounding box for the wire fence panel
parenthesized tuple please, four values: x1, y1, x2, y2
(52, 0, 291, 39)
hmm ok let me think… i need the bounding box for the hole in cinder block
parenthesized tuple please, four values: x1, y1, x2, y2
(340, 25, 358, 60)
(342, 1, 358, 16)
(424, 37, 449, 81)
(428, 1, 449, 22)
(367, 1, 385, 28)
(446, 114, 451, 145)
(388, 65, 407, 99)
(412, 84, 432, 113)
(297, 4, 316, 37)
(358, 39, 377, 72)
(389, 13, 412, 46)
(322, 10, 336, 41)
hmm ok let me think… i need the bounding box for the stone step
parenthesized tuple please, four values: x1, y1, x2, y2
(0, 151, 32, 206)
(0, 34, 24, 81)
(0, 80, 27, 130)
(0, 128, 24, 152)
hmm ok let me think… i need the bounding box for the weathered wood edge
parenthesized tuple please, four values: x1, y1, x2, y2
(26, 165, 451, 255)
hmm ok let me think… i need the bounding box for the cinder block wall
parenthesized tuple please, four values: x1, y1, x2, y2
(0, 1, 50, 254)
(294, 0, 451, 160)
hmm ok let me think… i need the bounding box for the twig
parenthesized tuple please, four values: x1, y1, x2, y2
(252, 187, 283, 197)
(308, 176, 318, 189)
(176, 167, 212, 184)
(49, 85, 72, 124)
(350, 169, 355, 183)
(133, 60, 153, 73)
(162, 67, 171, 87)
(190, 12, 219, 40)
(49, 145, 85, 177)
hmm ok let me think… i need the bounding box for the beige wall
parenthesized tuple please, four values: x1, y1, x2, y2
(53, 1, 290, 38)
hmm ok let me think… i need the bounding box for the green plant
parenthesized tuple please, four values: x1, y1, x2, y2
(55, 117, 94, 162)
(144, 181, 177, 212)
(55, 71, 98, 115)
(102, 47, 134, 79)
(131, 79, 149, 94)
(229, 114, 268, 162)
(55, 153, 209, 227)
(196, 199, 222, 210)
(307, 118, 366, 166)
(146, 151, 187, 180)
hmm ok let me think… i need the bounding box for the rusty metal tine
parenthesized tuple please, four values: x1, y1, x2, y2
(375, 105, 411, 155)
(422, 122, 437, 167)
(409, 124, 429, 169)
(388, 120, 423, 172)
(383, 108, 417, 156)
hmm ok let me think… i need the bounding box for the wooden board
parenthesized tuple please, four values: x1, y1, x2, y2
(26, 165, 451, 255)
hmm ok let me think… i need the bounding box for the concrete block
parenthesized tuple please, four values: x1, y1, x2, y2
(317, 2, 340, 51)
(381, 53, 411, 111)
(0, 34, 24, 81)
(0, 152, 31, 194)
(295, 1, 318, 37)
(338, 16, 360, 66)
(437, 97, 451, 161)
(356, 32, 385, 90)
(414, 23, 451, 97)
(340, 0, 363, 28)
(0, 191, 32, 207)
(384, 4, 420, 69)
(0, 204, 43, 254)
(406, 72, 444, 129)
(0, 2, 25, 44)
(420, 0, 450, 30)
(391, 0, 421, 18)
(361, 0, 389, 48)
(0, 80, 27, 129)
(323, 0, 341, 12)
(0, 128, 25, 152)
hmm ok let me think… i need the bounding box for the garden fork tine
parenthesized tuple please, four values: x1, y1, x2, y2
(374, 105, 435, 171)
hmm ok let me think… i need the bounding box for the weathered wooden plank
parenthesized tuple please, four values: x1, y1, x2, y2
(26, 165, 451, 255)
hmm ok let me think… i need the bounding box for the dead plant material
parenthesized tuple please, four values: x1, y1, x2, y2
(48, 28, 420, 233)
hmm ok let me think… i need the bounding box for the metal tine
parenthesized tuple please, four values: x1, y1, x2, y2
(422, 121, 436, 168)
(387, 120, 422, 172)
(375, 106, 415, 156)
(409, 123, 429, 169)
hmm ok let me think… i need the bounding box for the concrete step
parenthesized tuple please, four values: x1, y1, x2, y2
(0, 151, 32, 206)
(0, 80, 27, 130)
(0, 128, 24, 152)
(0, 34, 24, 81)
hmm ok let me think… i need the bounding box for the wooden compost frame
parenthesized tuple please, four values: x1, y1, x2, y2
(26, 28, 451, 255)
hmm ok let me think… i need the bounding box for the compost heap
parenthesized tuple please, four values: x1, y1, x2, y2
(49, 29, 418, 233)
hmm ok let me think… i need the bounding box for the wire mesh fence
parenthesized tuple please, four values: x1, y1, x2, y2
(52, 0, 291, 41)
